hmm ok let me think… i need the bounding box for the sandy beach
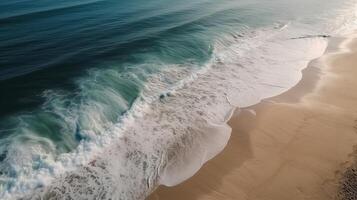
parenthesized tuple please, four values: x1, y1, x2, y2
(147, 34, 357, 200)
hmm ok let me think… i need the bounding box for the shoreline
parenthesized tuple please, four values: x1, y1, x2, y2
(147, 34, 357, 200)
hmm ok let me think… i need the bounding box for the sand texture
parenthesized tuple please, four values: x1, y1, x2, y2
(148, 35, 357, 200)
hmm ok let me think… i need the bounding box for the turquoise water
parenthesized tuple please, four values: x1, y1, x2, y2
(0, 0, 356, 199)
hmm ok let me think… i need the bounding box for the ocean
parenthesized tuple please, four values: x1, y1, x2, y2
(0, 0, 356, 199)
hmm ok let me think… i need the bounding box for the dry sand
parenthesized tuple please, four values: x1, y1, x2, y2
(147, 34, 357, 200)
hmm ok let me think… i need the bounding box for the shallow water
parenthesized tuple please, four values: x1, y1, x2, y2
(0, 0, 356, 199)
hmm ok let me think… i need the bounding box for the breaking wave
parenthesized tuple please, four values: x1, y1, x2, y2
(13, 23, 328, 200)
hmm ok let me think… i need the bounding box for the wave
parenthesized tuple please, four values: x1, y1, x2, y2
(0, 22, 327, 200)
(0, 1, 237, 82)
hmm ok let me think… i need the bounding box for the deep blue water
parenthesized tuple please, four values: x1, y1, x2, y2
(0, 0, 356, 198)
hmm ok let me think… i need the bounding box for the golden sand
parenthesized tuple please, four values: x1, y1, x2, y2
(148, 35, 357, 200)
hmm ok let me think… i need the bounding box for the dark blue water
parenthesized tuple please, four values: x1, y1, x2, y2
(1, 0, 211, 116)
(0, 0, 356, 198)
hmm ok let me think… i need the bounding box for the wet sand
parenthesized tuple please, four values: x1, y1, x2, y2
(147, 34, 357, 200)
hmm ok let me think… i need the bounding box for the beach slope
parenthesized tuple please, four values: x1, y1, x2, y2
(148, 34, 357, 200)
